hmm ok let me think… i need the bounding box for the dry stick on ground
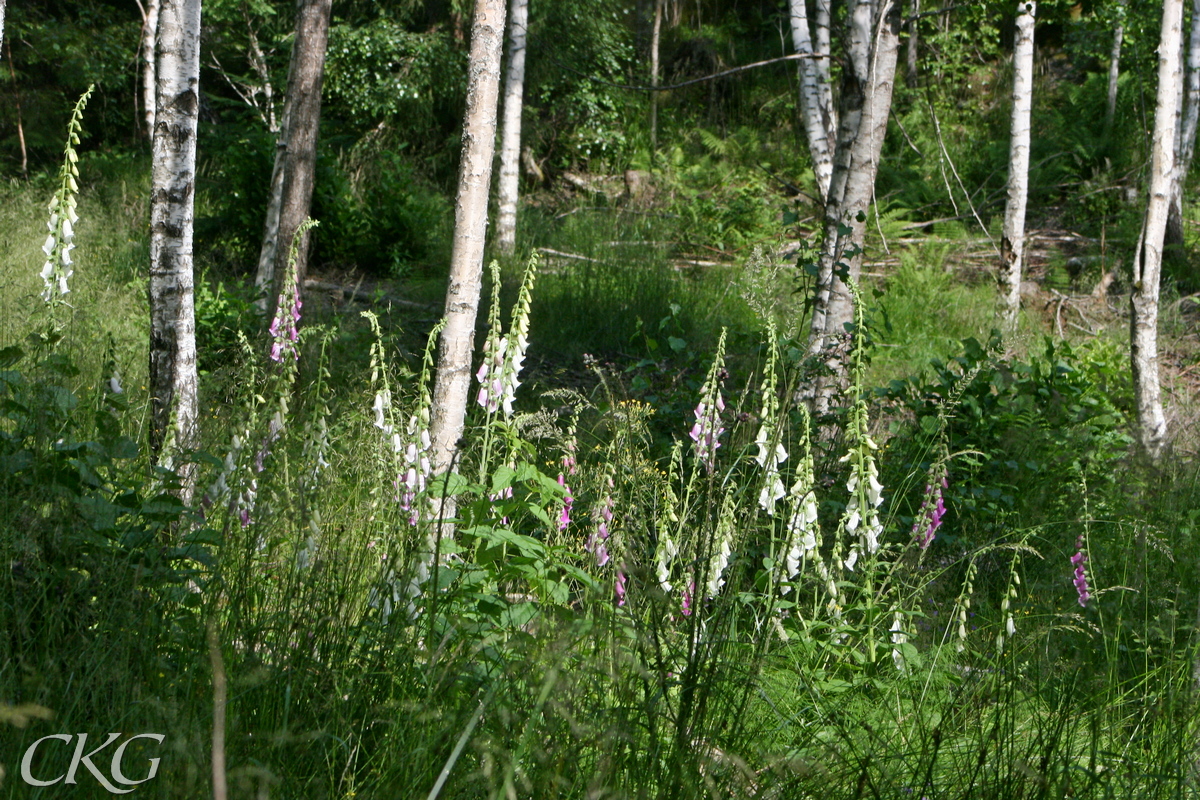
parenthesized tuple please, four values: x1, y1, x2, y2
(302, 278, 435, 310)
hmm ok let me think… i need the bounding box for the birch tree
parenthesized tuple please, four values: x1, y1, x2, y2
(788, 0, 837, 203)
(1, 0, 7, 63)
(805, 0, 902, 416)
(428, 0, 507, 509)
(140, 0, 161, 139)
(1105, 0, 1125, 133)
(1000, 0, 1036, 330)
(254, 0, 333, 310)
(1165, 0, 1200, 252)
(650, 0, 663, 160)
(1130, 0, 1183, 462)
(495, 0, 528, 256)
(148, 0, 202, 484)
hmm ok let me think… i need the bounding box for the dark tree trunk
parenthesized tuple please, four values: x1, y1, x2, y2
(254, 0, 332, 310)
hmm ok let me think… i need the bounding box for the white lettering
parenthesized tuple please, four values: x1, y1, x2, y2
(65, 733, 133, 794)
(20, 733, 73, 787)
(110, 733, 166, 786)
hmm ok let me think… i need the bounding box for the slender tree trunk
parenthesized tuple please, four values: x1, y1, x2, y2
(814, 0, 834, 95)
(428, 0, 507, 518)
(253, 0, 332, 311)
(1104, 0, 1125, 133)
(1165, 0, 1200, 254)
(650, 0, 663, 163)
(1130, 0, 1182, 462)
(5, 38, 26, 178)
(141, 0, 161, 140)
(789, 0, 837, 203)
(0, 0, 7, 64)
(806, 0, 901, 417)
(1001, 1, 1036, 330)
(906, 0, 920, 88)
(496, 0, 528, 256)
(148, 0, 202, 491)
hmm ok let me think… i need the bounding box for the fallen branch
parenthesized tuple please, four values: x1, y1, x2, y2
(303, 279, 435, 310)
(537, 247, 604, 264)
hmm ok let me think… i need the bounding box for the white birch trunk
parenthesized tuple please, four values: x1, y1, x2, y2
(1104, 0, 1125, 132)
(806, 0, 901, 417)
(1000, 0, 1036, 330)
(428, 0, 507, 521)
(141, 0, 161, 140)
(1131, 0, 1182, 462)
(789, 0, 835, 202)
(149, 0, 202, 493)
(1165, 0, 1200, 249)
(1, 0, 7, 68)
(495, 0, 528, 256)
(814, 0, 834, 105)
(650, 0, 663, 160)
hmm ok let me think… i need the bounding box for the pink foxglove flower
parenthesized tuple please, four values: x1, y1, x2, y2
(557, 473, 573, 531)
(689, 394, 726, 473)
(475, 335, 508, 413)
(688, 330, 728, 474)
(398, 413, 433, 525)
(475, 256, 538, 417)
(268, 271, 302, 362)
(1070, 535, 1091, 607)
(680, 580, 695, 616)
(585, 479, 614, 567)
(912, 474, 948, 550)
(615, 568, 627, 607)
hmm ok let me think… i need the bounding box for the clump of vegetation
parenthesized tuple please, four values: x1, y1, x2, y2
(4, 2, 1200, 798)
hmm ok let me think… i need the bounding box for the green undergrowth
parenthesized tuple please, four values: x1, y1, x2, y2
(3, 128, 1200, 800)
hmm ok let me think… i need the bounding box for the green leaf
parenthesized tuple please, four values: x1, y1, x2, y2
(428, 471, 471, 498)
(0, 346, 23, 369)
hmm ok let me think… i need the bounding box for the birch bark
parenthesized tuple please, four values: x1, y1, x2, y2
(253, 0, 332, 310)
(1104, 0, 1124, 133)
(1165, 0, 1200, 252)
(806, 0, 901, 417)
(650, 0, 663, 161)
(1130, 0, 1182, 462)
(149, 0, 202, 490)
(1000, 0, 1036, 330)
(428, 0, 507, 516)
(0, 0, 6, 61)
(496, 0, 528, 256)
(141, 0, 161, 139)
(789, 0, 836, 202)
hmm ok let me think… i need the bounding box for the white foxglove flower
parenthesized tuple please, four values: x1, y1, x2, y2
(890, 611, 908, 673)
(844, 547, 859, 571)
(655, 536, 678, 592)
(372, 390, 392, 432)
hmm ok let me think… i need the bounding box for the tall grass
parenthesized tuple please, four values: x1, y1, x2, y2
(3, 146, 1200, 800)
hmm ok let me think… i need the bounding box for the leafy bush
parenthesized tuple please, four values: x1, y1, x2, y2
(884, 333, 1134, 544)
